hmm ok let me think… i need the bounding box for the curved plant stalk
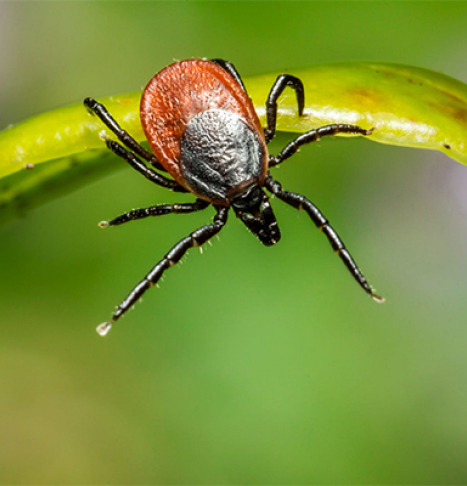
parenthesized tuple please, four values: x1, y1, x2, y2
(0, 150, 123, 225)
(0, 62, 466, 223)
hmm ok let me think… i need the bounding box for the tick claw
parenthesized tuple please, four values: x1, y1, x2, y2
(96, 321, 113, 336)
(372, 294, 385, 304)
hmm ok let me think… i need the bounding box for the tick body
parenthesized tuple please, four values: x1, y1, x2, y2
(141, 60, 268, 204)
(84, 58, 383, 335)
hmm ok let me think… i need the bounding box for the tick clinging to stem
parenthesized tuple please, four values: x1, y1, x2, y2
(84, 58, 383, 336)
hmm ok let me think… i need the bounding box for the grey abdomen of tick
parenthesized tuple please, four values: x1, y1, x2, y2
(180, 109, 265, 204)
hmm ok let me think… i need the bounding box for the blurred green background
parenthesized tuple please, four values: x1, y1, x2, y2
(1, 2, 467, 484)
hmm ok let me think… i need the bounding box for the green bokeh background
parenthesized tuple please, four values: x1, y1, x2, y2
(1, 2, 467, 484)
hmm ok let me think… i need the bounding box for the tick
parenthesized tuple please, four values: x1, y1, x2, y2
(84, 58, 383, 336)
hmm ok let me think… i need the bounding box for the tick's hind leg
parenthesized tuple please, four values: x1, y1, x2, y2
(84, 97, 166, 172)
(264, 74, 305, 143)
(106, 140, 187, 192)
(210, 59, 247, 93)
(264, 174, 384, 303)
(96, 206, 229, 336)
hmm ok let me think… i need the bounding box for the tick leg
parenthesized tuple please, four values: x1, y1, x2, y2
(100, 199, 210, 227)
(84, 97, 166, 172)
(106, 140, 188, 192)
(264, 174, 384, 303)
(264, 74, 305, 143)
(269, 124, 373, 167)
(96, 206, 229, 335)
(210, 59, 248, 93)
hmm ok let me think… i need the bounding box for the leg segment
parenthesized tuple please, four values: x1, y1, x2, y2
(264, 174, 383, 302)
(84, 97, 166, 172)
(106, 140, 187, 192)
(264, 74, 305, 143)
(101, 199, 210, 227)
(96, 206, 229, 335)
(269, 124, 373, 167)
(210, 58, 247, 93)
